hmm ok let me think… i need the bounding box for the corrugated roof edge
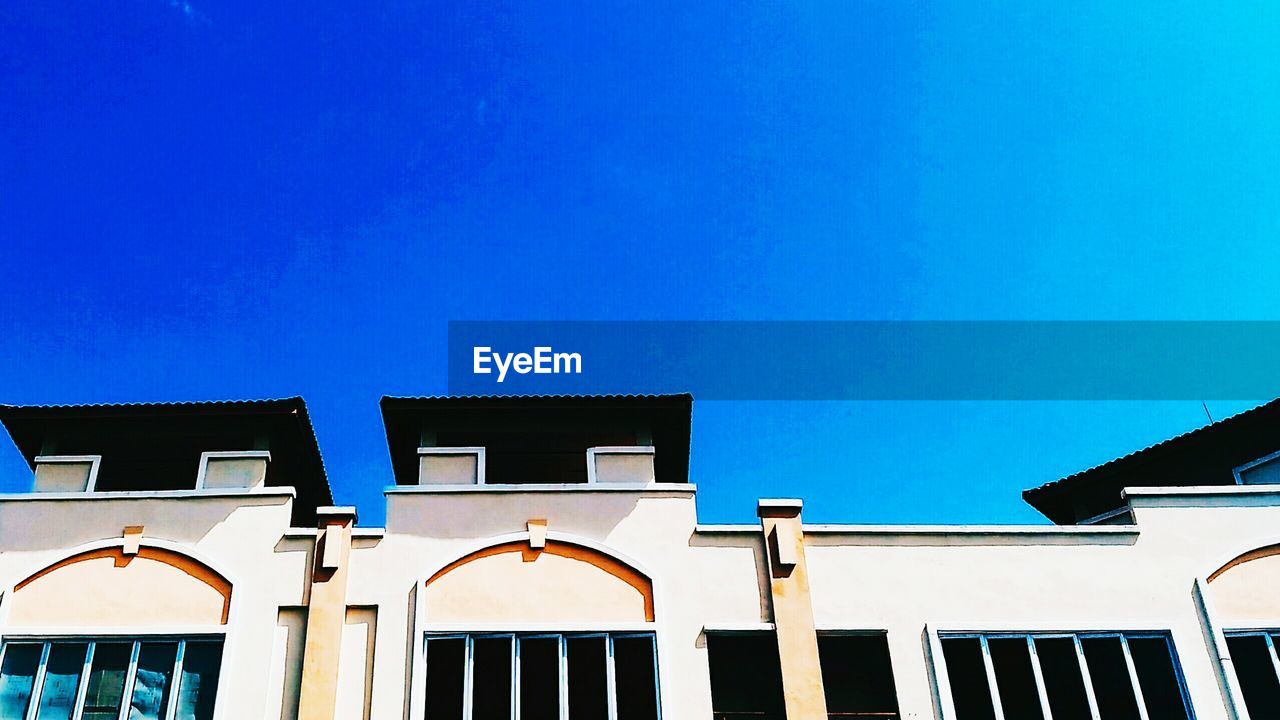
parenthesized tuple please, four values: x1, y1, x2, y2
(1022, 397, 1280, 501)
(0, 396, 307, 415)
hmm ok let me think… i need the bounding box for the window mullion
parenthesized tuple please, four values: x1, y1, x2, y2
(514, 636, 523, 720)
(507, 636, 517, 720)
(1118, 636, 1152, 720)
(70, 642, 96, 720)
(978, 636, 1007, 720)
(1260, 634, 1280, 696)
(117, 641, 143, 720)
(650, 635, 662, 720)
(558, 635, 568, 720)
(463, 636, 476, 720)
(165, 640, 187, 720)
(23, 642, 52, 720)
(604, 635, 618, 720)
(1025, 636, 1054, 720)
(1073, 636, 1103, 720)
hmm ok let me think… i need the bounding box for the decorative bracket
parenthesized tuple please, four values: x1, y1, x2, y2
(527, 519, 548, 550)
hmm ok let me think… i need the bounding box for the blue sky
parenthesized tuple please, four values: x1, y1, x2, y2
(1, 1, 1278, 525)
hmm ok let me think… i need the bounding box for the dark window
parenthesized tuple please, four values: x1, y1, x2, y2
(940, 633, 1191, 720)
(817, 634, 901, 719)
(614, 635, 660, 720)
(423, 633, 658, 719)
(1032, 638, 1091, 720)
(472, 637, 512, 720)
(566, 636, 608, 720)
(987, 638, 1044, 720)
(1226, 633, 1280, 719)
(1126, 636, 1190, 720)
(1080, 637, 1142, 720)
(707, 633, 785, 720)
(519, 637, 560, 720)
(425, 638, 465, 719)
(176, 641, 223, 720)
(940, 638, 997, 720)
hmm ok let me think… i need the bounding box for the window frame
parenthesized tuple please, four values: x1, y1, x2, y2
(421, 630, 660, 720)
(1222, 629, 1280, 674)
(0, 633, 226, 720)
(1232, 449, 1280, 485)
(926, 626, 1195, 720)
(1218, 628, 1280, 719)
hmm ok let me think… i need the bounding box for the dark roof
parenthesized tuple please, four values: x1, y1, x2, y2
(0, 397, 332, 523)
(1023, 398, 1280, 524)
(381, 394, 693, 486)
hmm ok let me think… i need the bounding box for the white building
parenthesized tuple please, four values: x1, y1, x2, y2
(1, 394, 1280, 720)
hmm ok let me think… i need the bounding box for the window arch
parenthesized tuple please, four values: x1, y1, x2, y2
(424, 538, 654, 623)
(5, 544, 232, 627)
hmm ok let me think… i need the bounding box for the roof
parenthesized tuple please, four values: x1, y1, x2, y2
(0, 397, 332, 523)
(380, 393, 693, 485)
(1023, 398, 1280, 523)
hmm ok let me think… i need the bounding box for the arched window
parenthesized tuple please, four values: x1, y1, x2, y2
(0, 544, 230, 719)
(1207, 544, 1280, 718)
(417, 537, 661, 720)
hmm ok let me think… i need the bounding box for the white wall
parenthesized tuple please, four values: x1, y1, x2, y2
(4, 484, 1280, 720)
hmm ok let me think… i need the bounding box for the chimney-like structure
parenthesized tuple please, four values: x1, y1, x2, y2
(758, 498, 828, 720)
(297, 506, 357, 720)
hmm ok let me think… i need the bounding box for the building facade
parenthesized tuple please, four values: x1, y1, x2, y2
(2, 394, 1280, 720)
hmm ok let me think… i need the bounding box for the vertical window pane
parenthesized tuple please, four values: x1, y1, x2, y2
(1032, 638, 1091, 720)
(82, 643, 132, 720)
(613, 636, 659, 720)
(987, 638, 1043, 720)
(128, 643, 178, 720)
(471, 638, 512, 720)
(0, 644, 42, 720)
(566, 637, 607, 720)
(706, 633, 784, 720)
(424, 638, 465, 720)
(1127, 637, 1190, 720)
(174, 642, 221, 720)
(519, 637, 560, 720)
(1081, 637, 1141, 720)
(35, 643, 88, 720)
(940, 638, 996, 720)
(1226, 635, 1280, 720)
(817, 634, 899, 718)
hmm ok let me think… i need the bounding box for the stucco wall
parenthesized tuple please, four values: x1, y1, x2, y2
(0, 489, 309, 720)
(4, 484, 1280, 720)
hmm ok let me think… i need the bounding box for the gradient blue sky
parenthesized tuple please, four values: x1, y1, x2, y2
(1, 1, 1278, 525)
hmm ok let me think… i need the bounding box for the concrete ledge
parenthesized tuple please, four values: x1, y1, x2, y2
(1123, 485, 1280, 510)
(695, 522, 1139, 547)
(694, 524, 759, 534)
(0, 487, 297, 502)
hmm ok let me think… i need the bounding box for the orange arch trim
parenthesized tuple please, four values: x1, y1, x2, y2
(1208, 543, 1280, 583)
(14, 546, 233, 624)
(426, 540, 655, 622)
